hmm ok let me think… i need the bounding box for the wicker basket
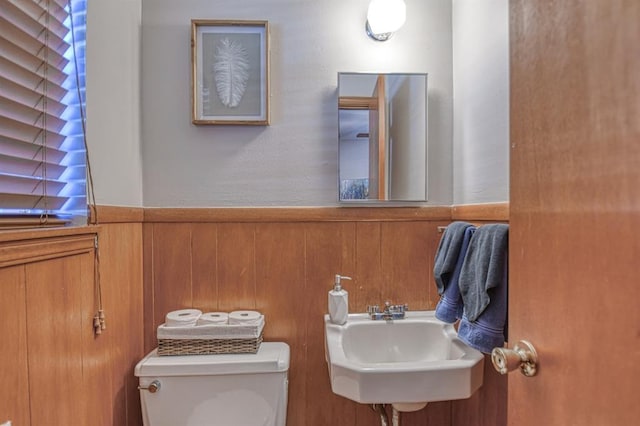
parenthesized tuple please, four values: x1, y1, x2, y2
(157, 333, 263, 356)
(156, 317, 264, 356)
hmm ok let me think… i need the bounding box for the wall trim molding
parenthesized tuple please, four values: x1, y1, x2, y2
(92, 204, 510, 223)
(143, 206, 453, 223)
(451, 202, 510, 221)
(94, 205, 145, 223)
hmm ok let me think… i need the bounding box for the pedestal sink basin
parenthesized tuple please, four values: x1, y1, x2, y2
(324, 311, 484, 409)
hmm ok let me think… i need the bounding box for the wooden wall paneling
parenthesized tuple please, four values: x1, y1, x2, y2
(79, 251, 114, 425)
(126, 224, 145, 426)
(191, 223, 218, 311)
(451, 355, 507, 426)
(0, 266, 30, 426)
(254, 223, 307, 425)
(353, 222, 384, 313)
(99, 226, 126, 425)
(215, 223, 256, 311)
(142, 222, 156, 354)
(136, 210, 512, 426)
(151, 224, 194, 334)
(25, 254, 94, 424)
(380, 221, 434, 310)
(99, 223, 145, 426)
(303, 222, 357, 425)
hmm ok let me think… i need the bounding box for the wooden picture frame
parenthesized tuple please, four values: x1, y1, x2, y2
(191, 20, 270, 125)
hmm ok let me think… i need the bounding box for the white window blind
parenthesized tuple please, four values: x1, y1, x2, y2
(0, 0, 87, 227)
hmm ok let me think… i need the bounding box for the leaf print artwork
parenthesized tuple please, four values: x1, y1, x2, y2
(213, 38, 250, 108)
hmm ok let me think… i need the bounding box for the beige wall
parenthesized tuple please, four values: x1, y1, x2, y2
(140, 0, 454, 207)
(86, 0, 144, 207)
(452, 0, 510, 204)
(86, 0, 511, 208)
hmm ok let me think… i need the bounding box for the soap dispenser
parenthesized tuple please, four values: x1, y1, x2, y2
(329, 274, 351, 325)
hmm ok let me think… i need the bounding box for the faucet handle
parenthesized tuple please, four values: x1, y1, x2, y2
(367, 305, 380, 314)
(388, 303, 408, 313)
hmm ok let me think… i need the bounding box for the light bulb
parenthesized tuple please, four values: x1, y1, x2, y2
(367, 0, 407, 38)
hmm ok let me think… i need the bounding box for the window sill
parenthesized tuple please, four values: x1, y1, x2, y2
(0, 226, 100, 268)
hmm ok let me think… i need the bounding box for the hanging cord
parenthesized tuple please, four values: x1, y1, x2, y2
(38, 0, 51, 225)
(66, 0, 104, 334)
(67, 0, 98, 225)
(92, 235, 106, 334)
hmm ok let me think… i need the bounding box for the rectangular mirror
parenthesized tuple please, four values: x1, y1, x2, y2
(338, 72, 428, 202)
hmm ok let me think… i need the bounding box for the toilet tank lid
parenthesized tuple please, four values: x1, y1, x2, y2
(135, 342, 290, 377)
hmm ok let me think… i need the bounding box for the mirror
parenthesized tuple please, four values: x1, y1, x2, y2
(338, 72, 428, 202)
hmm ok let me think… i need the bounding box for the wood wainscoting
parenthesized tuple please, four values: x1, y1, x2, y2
(0, 204, 506, 426)
(0, 214, 144, 426)
(142, 205, 507, 426)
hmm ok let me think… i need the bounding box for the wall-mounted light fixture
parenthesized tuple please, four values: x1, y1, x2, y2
(366, 0, 407, 41)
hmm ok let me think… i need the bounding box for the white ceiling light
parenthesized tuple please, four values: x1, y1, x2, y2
(366, 0, 407, 41)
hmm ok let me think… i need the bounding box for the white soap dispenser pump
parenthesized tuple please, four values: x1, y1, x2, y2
(329, 274, 351, 325)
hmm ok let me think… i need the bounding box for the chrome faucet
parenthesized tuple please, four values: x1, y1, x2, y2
(366, 301, 408, 320)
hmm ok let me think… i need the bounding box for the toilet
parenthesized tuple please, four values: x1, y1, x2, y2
(135, 342, 290, 426)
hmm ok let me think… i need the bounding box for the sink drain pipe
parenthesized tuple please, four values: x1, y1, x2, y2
(391, 406, 401, 426)
(370, 404, 404, 426)
(371, 404, 389, 426)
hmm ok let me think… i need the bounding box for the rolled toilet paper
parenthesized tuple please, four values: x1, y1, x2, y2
(228, 310, 262, 325)
(165, 309, 202, 327)
(197, 312, 229, 325)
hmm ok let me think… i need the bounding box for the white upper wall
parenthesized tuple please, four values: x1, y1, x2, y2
(84, 0, 509, 208)
(452, 0, 509, 204)
(86, 0, 144, 207)
(141, 0, 453, 207)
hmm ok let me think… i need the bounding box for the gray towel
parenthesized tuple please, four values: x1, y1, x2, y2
(434, 222, 475, 295)
(459, 224, 509, 321)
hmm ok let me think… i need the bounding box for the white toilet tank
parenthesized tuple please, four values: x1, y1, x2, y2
(135, 342, 289, 426)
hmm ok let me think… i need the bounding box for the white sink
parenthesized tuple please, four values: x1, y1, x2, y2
(324, 311, 484, 408)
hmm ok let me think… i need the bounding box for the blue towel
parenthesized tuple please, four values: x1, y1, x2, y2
(433, 221, 475, 295)
(435, 225, 476, 323)
(458, 224, 509, 354)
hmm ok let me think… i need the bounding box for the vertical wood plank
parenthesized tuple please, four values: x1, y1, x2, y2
(216, 223, 256, 311)
(100, 223, 145, 426)
(143, 222, 156, 354)
(452, 355, 507, 426)
(191, 223, 218, 311)
(304, 222, 357, 425)
(25, 255, 90, 424)
(255, 223, 306, 426)
(353, 222, 383, 313)
(380, 222, 433, 310)
(152, 223, 193, 330)
(79, 251, 114, 426)
(0, 266, 30, 426)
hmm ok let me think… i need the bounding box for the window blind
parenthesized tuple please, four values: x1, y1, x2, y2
(0, 0, 87, 226)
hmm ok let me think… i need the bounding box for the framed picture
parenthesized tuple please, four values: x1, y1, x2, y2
(191, 20, 270, 125)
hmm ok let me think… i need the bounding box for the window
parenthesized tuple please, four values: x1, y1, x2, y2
(0, 0, 87, 228)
